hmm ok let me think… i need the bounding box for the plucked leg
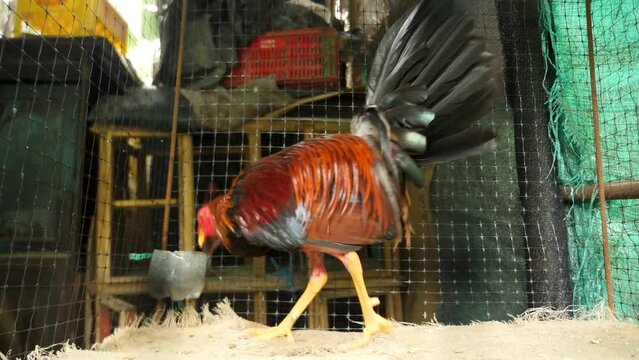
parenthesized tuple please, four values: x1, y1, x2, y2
(247, 251, 327, 342)
(336, 251, 392, 348)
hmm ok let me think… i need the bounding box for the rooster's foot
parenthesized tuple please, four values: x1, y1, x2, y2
(348, 312, 392, 349)
(247, 324, 294, 342)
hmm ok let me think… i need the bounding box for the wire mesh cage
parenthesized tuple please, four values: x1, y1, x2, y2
(0, 0, 638, 358)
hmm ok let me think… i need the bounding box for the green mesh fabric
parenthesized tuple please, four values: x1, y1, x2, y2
(542, 0, 639, 321)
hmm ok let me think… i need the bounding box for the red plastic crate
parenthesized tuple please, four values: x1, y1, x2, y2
(222, 27, 340, 89)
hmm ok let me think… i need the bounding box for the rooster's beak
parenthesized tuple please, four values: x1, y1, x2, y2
(198, 229, 206, 250)
(198, 229, 220, 256)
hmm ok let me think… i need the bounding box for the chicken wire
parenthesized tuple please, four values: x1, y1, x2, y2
(0, 0, 636, 358)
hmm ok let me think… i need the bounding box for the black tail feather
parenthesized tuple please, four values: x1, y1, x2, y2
(430, 65, 496, 115)
(425, 87, 496, 139)
(415, 128, 498, 166)
(355, 0, 500, 186)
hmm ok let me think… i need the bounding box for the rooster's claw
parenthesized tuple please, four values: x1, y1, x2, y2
(247, 325, 295, 342)
(348, 313, 393, 349)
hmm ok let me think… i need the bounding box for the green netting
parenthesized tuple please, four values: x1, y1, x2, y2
(542, 0, 639, 320)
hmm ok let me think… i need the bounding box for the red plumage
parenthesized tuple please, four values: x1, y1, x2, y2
(199, 134, 398, 256)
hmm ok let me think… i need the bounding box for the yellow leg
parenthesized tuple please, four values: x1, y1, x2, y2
(247, 252, 327, 342)
(337, 251, 393, 348)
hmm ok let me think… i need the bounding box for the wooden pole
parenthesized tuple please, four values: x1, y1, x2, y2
(158, 0, 189, 316)
(161, 0, 189, 251)
(585, 0, 615, 315)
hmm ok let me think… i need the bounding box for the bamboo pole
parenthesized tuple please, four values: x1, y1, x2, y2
(585, 0, 615, 315)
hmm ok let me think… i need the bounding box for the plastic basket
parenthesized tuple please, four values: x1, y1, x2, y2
(223, 27, 340, 89)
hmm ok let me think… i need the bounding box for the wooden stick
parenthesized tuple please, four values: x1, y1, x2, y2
(561, 181, 639, 202)
(161, 0, 189, 251)
(585, 0, 615, 315)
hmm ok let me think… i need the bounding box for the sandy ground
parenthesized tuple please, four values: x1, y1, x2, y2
(20, 301, 639, 360)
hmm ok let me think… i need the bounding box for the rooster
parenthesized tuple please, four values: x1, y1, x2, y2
(197, 0, 498, 347)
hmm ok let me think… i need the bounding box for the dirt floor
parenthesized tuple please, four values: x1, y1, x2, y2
(20, 301, 639, 360)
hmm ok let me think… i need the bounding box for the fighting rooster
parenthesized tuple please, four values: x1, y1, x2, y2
(197, 0, 498, 347)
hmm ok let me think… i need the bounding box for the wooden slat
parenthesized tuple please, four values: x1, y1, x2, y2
(98, 296, 136, 312)
(0, 252, 70, 260)
(90, 124, 170, 138)
(179, 135, 196, 251)
(307, 293, 329, 329)
(113, 199, 178, 208)
(101, 275, 148, 284)
(95, 133, 114, 284)
(124, 152, 147, 249)
(84, 291, 93, 349)
(89, 276, 279, 296)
